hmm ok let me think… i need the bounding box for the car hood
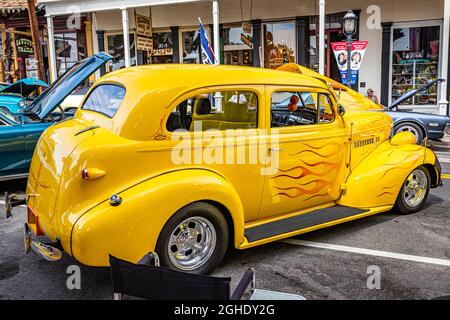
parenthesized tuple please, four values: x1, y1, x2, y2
(27, 52, 112, 119)
(385, 110, 450, 123)
(0, 78, 48, 97)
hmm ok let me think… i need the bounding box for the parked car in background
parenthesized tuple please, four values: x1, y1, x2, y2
(0, 78, 48, 115)
(60, 83, 92, 112)
(279, 64, 450, 144)
(16, 64, 441, 274)
(0, 53, 112, 181)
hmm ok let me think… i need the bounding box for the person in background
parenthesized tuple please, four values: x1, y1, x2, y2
(366, 88, 379, 104)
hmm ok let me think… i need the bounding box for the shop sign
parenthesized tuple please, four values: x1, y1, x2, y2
(135, 14, 152, 37)
(137, 37, 153, 52)
(152, 47, 173, 56)
(331, 40, 368, 85)
(15, 37, 34, 55)
(242, 22, 252, 34)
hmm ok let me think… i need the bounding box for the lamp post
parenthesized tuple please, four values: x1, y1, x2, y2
(343, 9, 357, 89)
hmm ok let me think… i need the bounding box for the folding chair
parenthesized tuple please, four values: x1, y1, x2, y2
(109, 252, 305, 300)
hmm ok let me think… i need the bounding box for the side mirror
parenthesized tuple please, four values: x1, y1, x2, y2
(337, 104, 345, 116)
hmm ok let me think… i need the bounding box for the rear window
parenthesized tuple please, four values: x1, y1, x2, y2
(81, 84, 125, 117)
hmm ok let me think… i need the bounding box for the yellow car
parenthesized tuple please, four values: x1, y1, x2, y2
(19, 64, 442, 274)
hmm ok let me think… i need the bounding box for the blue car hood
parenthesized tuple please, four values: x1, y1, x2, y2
(0, 78, 48, 97)
(385, 110, 450, 123)
(27, 52, 112, 119)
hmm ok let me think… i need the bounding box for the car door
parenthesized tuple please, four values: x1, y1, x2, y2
(0, 116, 26, 177)
(259, 86, 350, 219)
(165, 85, 266, 222)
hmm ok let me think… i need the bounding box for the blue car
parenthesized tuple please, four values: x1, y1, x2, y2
(0, 52, 112, 181)
(0, 78, 49, 115)
(385, 79, 450, 144)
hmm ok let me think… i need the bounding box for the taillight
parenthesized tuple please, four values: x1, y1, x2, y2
(81, 168, 106, 180)
(27, 206, 43, 235)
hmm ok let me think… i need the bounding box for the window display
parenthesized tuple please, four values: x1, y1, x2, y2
(149, 32, 173, 64)
(223, 25, 253, 66)
(391, 25, 440, 106)
(55, 32, 86, 76)
(181, 30, 200, 64)
(263, 21, 296, 69)
(107, 33, 136, 71)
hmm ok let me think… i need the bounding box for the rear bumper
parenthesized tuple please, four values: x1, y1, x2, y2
(24, 223, 63, 262)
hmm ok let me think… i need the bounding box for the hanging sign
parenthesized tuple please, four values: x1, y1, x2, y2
(15, 37, 34, 55)
(240, 33, 253, 49)
(137, 37, 153, 52)
(135, 14, 152, 37)
(331, 40, 368, 85)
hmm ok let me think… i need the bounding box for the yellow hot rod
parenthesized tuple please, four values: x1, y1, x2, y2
(19, 63, 441, 274)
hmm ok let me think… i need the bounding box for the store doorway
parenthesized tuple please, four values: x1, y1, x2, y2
(327, 29, 345, 82)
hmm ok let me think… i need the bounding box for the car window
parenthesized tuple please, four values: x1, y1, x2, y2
(271, 91, 318, 127)
(81, 84, 125, 118)
(318, 93, 335, 124)
(166, 90, 258, 132)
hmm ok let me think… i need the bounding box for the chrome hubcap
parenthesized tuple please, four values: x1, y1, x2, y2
(397, 126, 419, 142)
(168, 216, 216, 271)
(403, 170, 428, 208)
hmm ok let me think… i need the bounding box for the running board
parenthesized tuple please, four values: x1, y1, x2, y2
(245, 205, 369, 243)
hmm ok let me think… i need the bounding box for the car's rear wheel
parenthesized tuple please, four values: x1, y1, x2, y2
(394, 122, 424, 144)
(394, 166, 430, 214)
(156, 202, 228, 274)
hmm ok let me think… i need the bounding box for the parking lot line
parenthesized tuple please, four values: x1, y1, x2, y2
(280, 239, 450, 267)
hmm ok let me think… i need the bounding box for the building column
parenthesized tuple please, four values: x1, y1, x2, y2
(121, 8, 131, 68)
(212, 0, 220, 64)
(439, 0, 450, 115)
(170, 26, 180, 63)
(0, 24, 5, 82)
(251, 19, 261, 67)
(96, 30, 106, 76)
(380, 22, 392, 107)
(296, 16, 309, 67)
(46, 15, 57, 83)
(318, 0, 325, 75)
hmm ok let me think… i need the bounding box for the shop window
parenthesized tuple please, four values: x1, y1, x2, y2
(107, 33, 137, 71)
(263, 21, 296, 69)
(181, 30, 200, 64)
(391, 25, 441, 106)
(166, 90, 258, 132)
(55, 32, 85, 76)
(223, 25, 253, 66)
(149, 32, 173, 64)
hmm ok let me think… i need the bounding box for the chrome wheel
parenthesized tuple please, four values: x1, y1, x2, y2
(403, 169, 428, 208)
(167, 216, 217, 271)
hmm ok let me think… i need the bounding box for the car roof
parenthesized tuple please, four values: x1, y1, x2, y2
(98, 64, 328, 91)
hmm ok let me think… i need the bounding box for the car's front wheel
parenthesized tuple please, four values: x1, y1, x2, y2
(394, 122, 424, 144)
(394, 166, 430, 214)
(156, 202, 229, 274)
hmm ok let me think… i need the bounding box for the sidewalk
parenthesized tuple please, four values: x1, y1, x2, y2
(430, 134, 450, 153)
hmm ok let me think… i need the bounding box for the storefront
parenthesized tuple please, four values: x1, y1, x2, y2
(223, 24, 253, 66)
(390, 21, 442, 108)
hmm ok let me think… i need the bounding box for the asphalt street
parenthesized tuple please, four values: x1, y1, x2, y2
(0, 153, 449, 300)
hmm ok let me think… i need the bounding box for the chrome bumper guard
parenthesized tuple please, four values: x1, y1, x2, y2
(24, 223, 63, 262)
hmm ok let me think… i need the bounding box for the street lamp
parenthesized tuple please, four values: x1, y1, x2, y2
(343, 9, 357, 89)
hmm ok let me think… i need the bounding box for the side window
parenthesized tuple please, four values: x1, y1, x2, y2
(81, 84, 126, 118)
(318, 93, 335, 124)
(271, 91, 318, 127)
(166, 90, 258, 132)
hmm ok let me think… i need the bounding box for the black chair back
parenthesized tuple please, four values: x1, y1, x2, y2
(109, 255, 232, 300)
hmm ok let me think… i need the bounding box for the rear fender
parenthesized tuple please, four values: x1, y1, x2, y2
(338, 141, 437, 208)
(71, 169, 245, 266)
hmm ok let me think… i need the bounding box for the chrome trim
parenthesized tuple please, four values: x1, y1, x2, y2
(24, 224, 62, 262)
(0, 173, 28, 182)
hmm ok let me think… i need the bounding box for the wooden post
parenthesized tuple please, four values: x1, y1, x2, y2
(27, 0, 46, 83)
(0, 24, 5, 82)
